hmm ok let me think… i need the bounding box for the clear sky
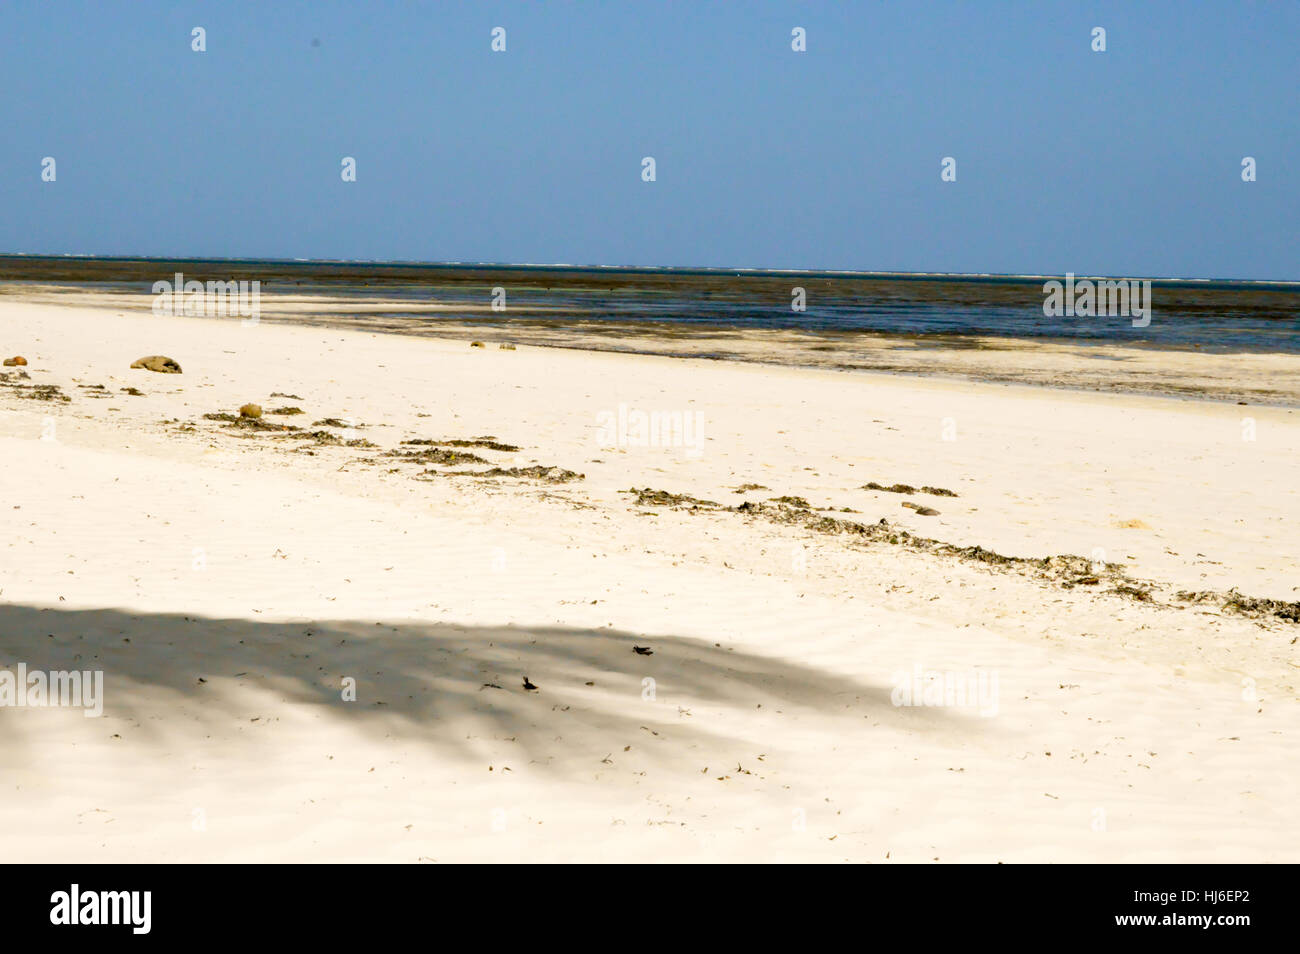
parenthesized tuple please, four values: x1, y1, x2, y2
(2, 1, 1296, 279)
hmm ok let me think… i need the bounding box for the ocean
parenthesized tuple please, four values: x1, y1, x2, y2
(2, 256, 1297, 354)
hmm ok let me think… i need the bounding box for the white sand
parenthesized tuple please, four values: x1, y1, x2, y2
(2, 297, 1297, 862)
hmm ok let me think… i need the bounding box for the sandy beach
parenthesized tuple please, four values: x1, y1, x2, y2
(2, 293, 1297, 863)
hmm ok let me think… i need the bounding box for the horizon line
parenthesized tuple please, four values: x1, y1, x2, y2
(0, 252, 1296, 288)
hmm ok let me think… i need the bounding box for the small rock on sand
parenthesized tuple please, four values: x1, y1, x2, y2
(239, 403, 263, 419)
(3, 356, 27, 366)
(130, 355, 182, 374)
(470, 341, 486, 349)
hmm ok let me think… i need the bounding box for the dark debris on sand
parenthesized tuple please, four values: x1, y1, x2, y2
(768, 496, 812, 509)
(428, 465, 583, 484)
(901, 501, 940, 516)
(1177, 589, 1300, 624)
(202, 412, 299, 432)
(863, 481, 959, 498)
(863, 481, 916, 494)
(198, 411, 381, 449)
(289, 429, 379, 447)
(403, 437, 521, 453)
(1, 373, 71, 402)
(384, 446, 490, 466)
(624, 487, 1300, 626)
(626, 487, 719, 509)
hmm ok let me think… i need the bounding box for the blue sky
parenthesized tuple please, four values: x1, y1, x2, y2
(2, 1, 1296, 279)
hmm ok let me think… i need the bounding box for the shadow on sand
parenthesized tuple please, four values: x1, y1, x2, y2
(0, 602, 968, 770)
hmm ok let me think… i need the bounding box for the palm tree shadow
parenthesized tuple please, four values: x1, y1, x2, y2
(0, 603, 971, 772)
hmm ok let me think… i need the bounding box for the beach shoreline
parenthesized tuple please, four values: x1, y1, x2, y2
(8, 282, 1300, 407)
